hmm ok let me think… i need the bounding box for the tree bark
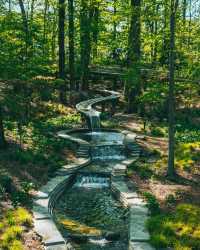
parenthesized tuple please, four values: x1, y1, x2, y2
(92, 4, 99, 60)
(80, 0, 92, 91)
(113, 0, 117, 42)
(68, 0, 75, 91)
(167, 0, 179, 178)
(58, 0, 66, 102)
(18, 0, 29, 58)
(0, 106, 6, 149)
(125, 0, 141, 113)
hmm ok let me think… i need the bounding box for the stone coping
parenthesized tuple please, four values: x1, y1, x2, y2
(111, 153, 155, 250)
(76, 90, 119, 119)
(33, 153, 90, 249)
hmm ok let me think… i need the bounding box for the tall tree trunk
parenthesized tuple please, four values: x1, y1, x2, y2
(58, 0, 66, 102)
(80, 0, 92, 91)
(182, 0, 187, 25)
(68, 0, 75, 91)
(18, 0, 29, 58)
(125, 0, 141, 113)
(167, 0, 179, 178)
(43, 0, 49, 55)
(113, 0, 117, 42)
(0, 106, 6, 149)
(92, 4, 99, 60)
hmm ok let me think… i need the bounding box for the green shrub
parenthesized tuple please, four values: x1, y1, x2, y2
(165, 194, 177, 207)
(1, 226, 23, 246)
(14, 207, 32, 227)
(151, 126, 166, 137)
(10, 240, 24, 250)
(11, 191, 32, 207)
(143, 192, 160, 215)
(0, 175, 12, 193)
(129, 163, 153, 180)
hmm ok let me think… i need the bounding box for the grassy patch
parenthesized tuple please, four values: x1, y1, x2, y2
(147, 203, 200, 250)
(175, 142, 200, 173)
(0, 207, 32, 249)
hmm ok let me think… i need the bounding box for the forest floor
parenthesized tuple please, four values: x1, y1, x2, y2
(102, 111, 200, 249)
(0, 101, 80, 249)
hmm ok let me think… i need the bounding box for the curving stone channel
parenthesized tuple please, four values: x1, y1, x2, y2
(32, 91, 154, 250)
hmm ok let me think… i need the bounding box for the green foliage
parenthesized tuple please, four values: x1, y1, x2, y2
(0, 174, 12, 193)
(1, 226, 23, 247)
(0, 208, 32, 249)
(128, 162, 154, 180)
(143, 192, 160, 215)
(11, 191, 31, 207)
(147, 204, 200, 250)
(165, 194, 177, 208)
(175, 142, 200, 172)
(150, 126, 166, 137)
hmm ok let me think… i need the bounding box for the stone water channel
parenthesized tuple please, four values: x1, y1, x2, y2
(33, 91, 154, 250)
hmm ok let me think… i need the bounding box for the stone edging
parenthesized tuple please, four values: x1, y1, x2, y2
(111, 131, 155, 250)
(33, 147, 90, 249)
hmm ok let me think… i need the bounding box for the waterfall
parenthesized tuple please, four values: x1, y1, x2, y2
(92, 145, 126, 160)
(89, 115, 101, 131)
(75, 175, 110, 188)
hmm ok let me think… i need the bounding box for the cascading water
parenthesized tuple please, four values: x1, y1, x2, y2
(55, 91, 129, 249)
(92, 145, 125, 160)
(89, 115, 101, 131)
(75, 175, 110, 188)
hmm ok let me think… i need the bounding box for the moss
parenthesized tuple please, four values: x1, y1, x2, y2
(60, 218, 102, 236)
(147, 203, 200, 250)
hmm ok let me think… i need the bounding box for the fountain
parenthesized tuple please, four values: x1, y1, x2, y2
(33, 90, 153, 250)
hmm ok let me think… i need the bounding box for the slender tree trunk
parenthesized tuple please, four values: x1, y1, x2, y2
(68, 0, 75, 91)
(18, 0, 29, 58)
(58, 0, 66, 102)
(43, 0, 49, 55)
(182, 0, 187, 25)
(92, 5, 99, 60)
(0, 106, 6, 149)
(113, 0, 117, 42)
(188, 0, 192, 48)
(51, 8, 57, 61)
(125, 0, 141, 113)
(167, 0, 179, 178)
(80, 0, 92, 91)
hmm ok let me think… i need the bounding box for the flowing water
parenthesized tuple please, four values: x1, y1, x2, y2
(55, 129, 129, 249)
(54, 177, 129, 250)
(72, 131, 125, 145)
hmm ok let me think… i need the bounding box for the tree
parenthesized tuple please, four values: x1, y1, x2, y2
(18, 0, 29, 58)
(68, 0, 75, 91)
(167, 0, 179, 178)
(125, 0, 141, 113)
(80, 0, 92, 91)
(58, 0, 66, 102)
(0, 105, 6, 149)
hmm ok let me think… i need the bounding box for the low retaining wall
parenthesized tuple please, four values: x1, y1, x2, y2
(32, 140, 90, 250)
(110, 141, 155, 250)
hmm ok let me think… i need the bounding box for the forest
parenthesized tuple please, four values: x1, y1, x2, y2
(0, 0, 200, 249)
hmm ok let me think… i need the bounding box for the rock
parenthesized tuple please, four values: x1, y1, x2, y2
(104, 231, 120, 241)
(69, 234, 88, 243)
